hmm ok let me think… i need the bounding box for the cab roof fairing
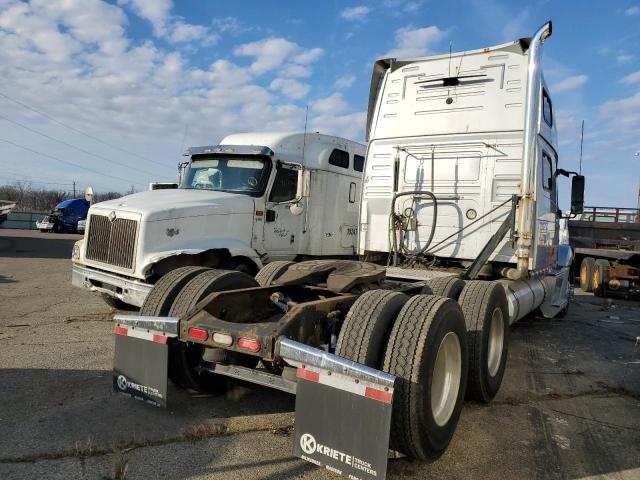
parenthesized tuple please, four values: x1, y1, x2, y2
(364, 36, 536, 142)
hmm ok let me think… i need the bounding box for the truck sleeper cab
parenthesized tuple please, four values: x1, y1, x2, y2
(72, 132, 365, 308)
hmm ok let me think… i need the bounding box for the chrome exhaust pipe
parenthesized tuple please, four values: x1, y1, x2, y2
(516, 21, 553, 279)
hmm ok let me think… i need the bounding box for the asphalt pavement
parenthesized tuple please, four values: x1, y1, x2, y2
(0, 229, 638, 480)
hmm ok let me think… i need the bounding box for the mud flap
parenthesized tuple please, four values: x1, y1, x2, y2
(279, 338, 395, 480)
(113, 325, 170, 408)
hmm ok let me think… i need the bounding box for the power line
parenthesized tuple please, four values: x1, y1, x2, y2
(0, 175, 74, 186)
(0, 114, 157, 176)
(0, 91, 171, 169)
(0, 137, 145, 186)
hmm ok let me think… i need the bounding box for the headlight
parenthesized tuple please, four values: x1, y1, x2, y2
(72, 240, 82, 261)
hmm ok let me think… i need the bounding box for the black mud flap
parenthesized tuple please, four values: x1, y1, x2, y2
(113, 332, 168, 407)
(292, 366, 394, 480)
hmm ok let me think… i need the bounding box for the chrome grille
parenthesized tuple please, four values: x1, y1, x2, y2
(85, 214, 137, 270)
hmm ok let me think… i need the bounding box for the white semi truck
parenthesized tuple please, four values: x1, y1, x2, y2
(111, 22, 585, 480)
(71, 132, 365, 308)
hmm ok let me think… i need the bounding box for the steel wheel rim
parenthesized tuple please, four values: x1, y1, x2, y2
(580, 264, 587, 286)
(431, 331, 462, 427)
(487, 307, 504, 377)
(593, 268, 600, 289)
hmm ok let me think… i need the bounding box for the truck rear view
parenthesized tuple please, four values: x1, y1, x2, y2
(110, 22, 585, 480)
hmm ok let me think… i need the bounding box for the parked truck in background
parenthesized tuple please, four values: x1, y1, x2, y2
(570, 206, 640, 298)
(36, 198, 89, 233)
(111, 22, 585, 480)
(71, 132, 365, 308)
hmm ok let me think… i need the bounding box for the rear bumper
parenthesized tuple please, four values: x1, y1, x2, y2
(72, 263, 151, 307)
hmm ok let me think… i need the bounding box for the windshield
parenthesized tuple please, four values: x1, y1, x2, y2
(180, 155, 271, 196)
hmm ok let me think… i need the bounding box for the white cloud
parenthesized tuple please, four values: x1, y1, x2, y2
(169, 20, 217, 45)
(270, 78, 310, 100)
(601, 90, 640, 131)
(118, 0, 172, 35)
(621, 70, 640, 85)
(624, 5, 640, 16)
(310, 111, 366, 141)
(211, 16, 251, 35)
(383, 25, 445, 58)
(234, 38, 323, 75)
(0, 0, 342, 191)
(617, 53, 634, 63)
(551, 74, 588, 93)
(340, 6, 370, 21)
(335, 75, 356, 89)
(311, 93, 349, 115)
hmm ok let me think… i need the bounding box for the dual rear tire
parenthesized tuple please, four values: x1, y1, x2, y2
(336, 280, 509, 459)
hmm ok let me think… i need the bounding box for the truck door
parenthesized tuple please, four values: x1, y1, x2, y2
(263, 166, 301, 259)
(534, 148, 558, 270)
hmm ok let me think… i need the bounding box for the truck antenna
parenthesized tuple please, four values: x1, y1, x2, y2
(579, 119, 584, 175)
(302, 105, 308, 166)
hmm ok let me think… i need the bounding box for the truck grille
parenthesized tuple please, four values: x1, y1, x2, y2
(85, 214, 138, 270)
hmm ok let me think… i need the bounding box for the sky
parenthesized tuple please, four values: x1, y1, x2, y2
(0, 0, 638, 209)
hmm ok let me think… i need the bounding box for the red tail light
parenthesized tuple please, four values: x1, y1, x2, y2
(237, 337, 260, 352)
(188, 327, 209, 340)
(115, 325, 128, 336)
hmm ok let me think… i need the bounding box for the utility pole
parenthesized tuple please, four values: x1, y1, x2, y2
(73, 181, 76, 197)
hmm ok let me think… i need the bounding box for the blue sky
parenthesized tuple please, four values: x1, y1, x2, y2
(0, 0, 638, 208)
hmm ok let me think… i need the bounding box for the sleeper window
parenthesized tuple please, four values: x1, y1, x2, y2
(542, 152, 553, 191)
(542, 89, 553, 127)
(354, 154, 365, 172)
(329, 149, 349, 169)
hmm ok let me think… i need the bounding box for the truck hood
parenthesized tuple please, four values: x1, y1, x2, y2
(90, 189, 255, 221)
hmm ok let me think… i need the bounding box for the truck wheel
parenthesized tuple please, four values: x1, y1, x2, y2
(580, 257, 595, 292)
(255, 261, 295, 287)
(458, 281, 509, 403)
(168, 269, 259, 392)
(335, 290, 408, 367)
(383, 295, 468, 459)
(425, 276, 466, 300)
(593, 259, 610, 297)
(140, 266, 211, 316)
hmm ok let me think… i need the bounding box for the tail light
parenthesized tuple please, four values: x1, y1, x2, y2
(188, 327, 209, 340)
(237, 337, 260, 352)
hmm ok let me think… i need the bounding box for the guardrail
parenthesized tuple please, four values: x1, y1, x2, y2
(576, 206, 640, 224)
(0, 210, 48, 230)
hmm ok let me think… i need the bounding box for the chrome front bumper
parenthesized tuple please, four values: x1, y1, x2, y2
(72, 263, 152, 307)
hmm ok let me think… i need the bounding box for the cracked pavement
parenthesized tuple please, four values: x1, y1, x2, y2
(1, 229, 639, 480)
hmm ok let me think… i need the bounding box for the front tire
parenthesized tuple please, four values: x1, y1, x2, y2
(383, 295, 468, 459)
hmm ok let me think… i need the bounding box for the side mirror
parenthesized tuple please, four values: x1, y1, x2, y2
(570, 175, 585, 215)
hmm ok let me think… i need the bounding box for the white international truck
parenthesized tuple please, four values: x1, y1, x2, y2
(111, 22, 585, 480)
(71, 132, 365, 308)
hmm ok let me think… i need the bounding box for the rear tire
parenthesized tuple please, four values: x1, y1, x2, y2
(255, 261, 295, 287)
(140, 266, 211, 316)
(580, 257, 595, 292)
(593, 259, 610, 297)
(425, 276, 466, 300)
(221, 258, 258, 275)
(168, 269, 259, 391)
(458, 281, 509, 403)
(383, 295, 468, 460)
(335, 290, 408, 367)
